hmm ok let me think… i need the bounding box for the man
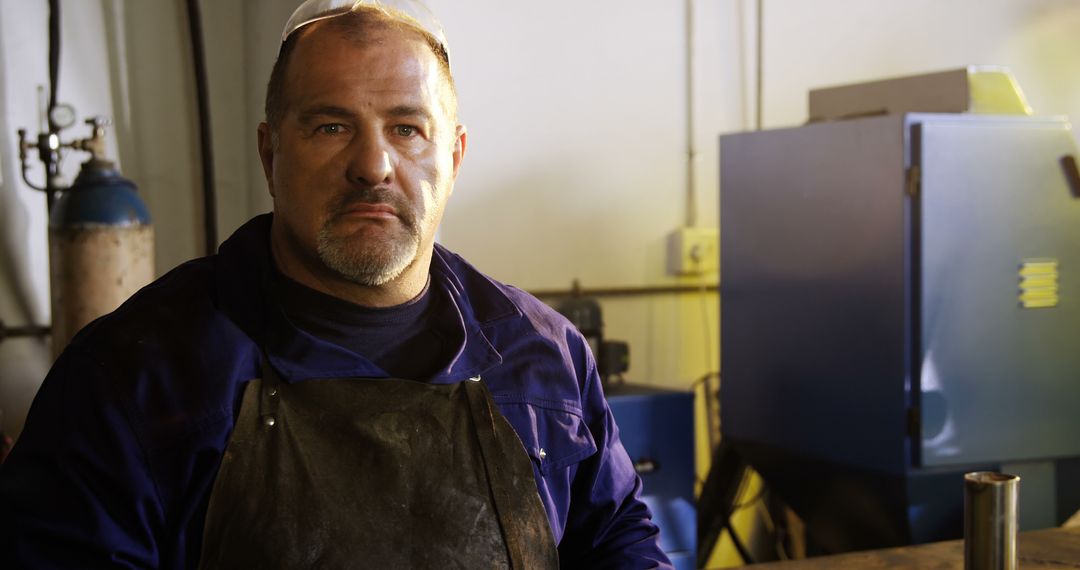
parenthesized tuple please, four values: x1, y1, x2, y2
(0, 1, 670, 568)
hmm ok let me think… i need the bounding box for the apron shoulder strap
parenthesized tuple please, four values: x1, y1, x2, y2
(463, 379, 560, 569)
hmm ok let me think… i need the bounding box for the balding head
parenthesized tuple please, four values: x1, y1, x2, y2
(264, 8, 457, 133)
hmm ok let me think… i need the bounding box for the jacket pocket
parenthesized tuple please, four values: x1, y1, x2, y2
(493, 396, 598, 476)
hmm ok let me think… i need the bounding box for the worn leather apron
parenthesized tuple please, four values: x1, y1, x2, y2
(197, 363, 559, 569)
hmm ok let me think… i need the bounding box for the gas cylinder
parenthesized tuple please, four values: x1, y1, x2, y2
(48, 156, 153, 358)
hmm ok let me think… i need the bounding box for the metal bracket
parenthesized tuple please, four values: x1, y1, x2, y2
(905, 165, 921, 197)
(1061, 155, 1080, 198)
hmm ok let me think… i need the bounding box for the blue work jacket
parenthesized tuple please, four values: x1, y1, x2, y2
(0, 214, 670, 569)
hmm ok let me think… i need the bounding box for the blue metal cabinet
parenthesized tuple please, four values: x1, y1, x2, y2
(719, 113, 1080, 552)
(606, 385, 696, 569)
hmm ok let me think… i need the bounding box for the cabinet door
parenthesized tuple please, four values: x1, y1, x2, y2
(918, 117, 1080, 466)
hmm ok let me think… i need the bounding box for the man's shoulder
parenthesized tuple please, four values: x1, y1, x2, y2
(74, 257, 209, 331)
(66, 255, 248, 366)
(434, 245, 596, 401)
(54, 253, 257, 437)
(433, 244, 579, 341)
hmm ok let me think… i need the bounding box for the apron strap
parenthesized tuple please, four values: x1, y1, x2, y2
(464, 380, 529, 570)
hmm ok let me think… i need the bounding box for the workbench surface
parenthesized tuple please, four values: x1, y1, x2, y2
(739, 526, 1080, 569)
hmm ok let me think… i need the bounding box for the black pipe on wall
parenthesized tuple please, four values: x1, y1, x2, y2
(184, 0, 218, 255)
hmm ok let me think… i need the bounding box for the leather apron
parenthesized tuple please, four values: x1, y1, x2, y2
(197, 363, 559, 569)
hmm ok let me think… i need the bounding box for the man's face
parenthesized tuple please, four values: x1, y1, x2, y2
(259, 23, 465, 295)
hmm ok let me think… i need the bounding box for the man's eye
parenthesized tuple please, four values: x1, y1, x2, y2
(317, 124, 346, 135)
(394, 125, 418, 137)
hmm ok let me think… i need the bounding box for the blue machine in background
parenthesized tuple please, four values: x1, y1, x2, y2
(607, 385, 696, 569)
(718, 110, 1080, 553)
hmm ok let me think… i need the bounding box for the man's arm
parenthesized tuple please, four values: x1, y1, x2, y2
(0, 345, 164, 568)
(558, 345, 673, 569)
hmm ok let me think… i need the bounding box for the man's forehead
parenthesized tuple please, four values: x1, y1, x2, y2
(281, 0, 449, 64)
(295, 17, 429, 53)
(285, 27, 453, 119)
(290, 24, 437, 84)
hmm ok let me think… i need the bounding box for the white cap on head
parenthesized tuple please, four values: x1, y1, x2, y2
(281, 0, 448, 57)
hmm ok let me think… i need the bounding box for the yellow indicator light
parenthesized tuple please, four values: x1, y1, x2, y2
(1020, 289, 1058, 301)
(1019, 263, 1058, 278)
(1019, 276, 1058, 290)
(1019, 258, 1059, 309)
(1020, 297, 1059, 309)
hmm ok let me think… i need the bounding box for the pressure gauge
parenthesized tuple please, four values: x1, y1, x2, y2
(49, 103, 76, 130)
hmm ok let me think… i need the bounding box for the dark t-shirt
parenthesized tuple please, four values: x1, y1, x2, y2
(272, 271, 451, 381)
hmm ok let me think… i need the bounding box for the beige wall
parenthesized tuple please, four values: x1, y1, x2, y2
(760, 0, 1080, 132)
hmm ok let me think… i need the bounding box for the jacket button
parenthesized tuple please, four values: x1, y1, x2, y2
(469, 375, 481, 382)
(264, 416, 276, 427)
(267, 387, 278, 397)
(538, 448, 547, 461)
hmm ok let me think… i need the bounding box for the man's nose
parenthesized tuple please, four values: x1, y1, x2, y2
(345, 131, 392, 186)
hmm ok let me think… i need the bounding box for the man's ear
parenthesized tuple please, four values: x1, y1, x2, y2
(451, 124, 467, 181)
(257, 122, 276, 197)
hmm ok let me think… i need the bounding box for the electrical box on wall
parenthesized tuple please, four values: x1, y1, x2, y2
(667, 226, 719, 276)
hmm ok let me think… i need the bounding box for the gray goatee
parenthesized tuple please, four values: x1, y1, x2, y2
(315, 187, 421, 286)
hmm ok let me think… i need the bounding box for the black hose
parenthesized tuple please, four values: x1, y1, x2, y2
(696, 441, 752, 568)
(727, 521, 755, 565)
(45, 0, 62, 210)
(0, 323, 52, 342)
(185, 0, 218, 255)
(48, 0, 60, 129)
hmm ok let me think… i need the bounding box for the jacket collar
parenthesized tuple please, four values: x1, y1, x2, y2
(215, 214, 518, 383)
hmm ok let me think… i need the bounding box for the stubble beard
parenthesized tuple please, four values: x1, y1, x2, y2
(315, 187, 423, 287)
